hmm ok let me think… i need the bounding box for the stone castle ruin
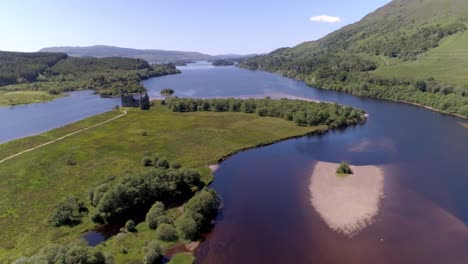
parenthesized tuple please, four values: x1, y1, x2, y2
(121, 93, 150, 110)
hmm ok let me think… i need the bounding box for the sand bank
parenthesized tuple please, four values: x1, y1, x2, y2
(309, 161, 384, 236)
(208, 164, 220, 172)
(458, 121, 468, 130)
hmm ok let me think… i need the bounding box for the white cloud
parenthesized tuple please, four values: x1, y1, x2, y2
(310, 15, 342, 23)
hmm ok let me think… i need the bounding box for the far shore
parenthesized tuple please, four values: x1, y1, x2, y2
(309, 161, 384, 236)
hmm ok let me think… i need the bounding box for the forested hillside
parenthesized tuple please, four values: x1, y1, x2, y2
(241, 0, 468, 117)
(0, 52, 66, 86)
(0, 51, 180, 97)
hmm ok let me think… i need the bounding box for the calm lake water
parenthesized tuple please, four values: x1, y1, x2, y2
(143, 62, 468, 264)
(0, 90, 119, 143)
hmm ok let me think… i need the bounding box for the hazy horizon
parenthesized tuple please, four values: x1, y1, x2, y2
(1, 0, 391, 55)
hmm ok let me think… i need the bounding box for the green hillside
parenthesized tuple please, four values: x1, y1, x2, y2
(241, 0, 468, 117)
(374, 30, 468, 85)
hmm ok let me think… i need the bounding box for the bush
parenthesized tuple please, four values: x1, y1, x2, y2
(171, 162, 182, 169)
(142, 156, 152, 166)
(125, 220, 137, 232)
(160, 88, 174, 95)
(155, 158, 169, 169)
(143, 241, 163, 264)
(146, 202, 166, 230)
(336, 162, 353, 175)
(156, 215, 173, 225)
(155, 223, 178, 241)
(49, 196, 87, 227)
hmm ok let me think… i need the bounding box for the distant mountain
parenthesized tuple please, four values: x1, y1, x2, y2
(39, 45, 254, 63)
(241, 0, 468, 117)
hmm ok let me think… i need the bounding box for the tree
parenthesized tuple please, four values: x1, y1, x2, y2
(176, 214, 198, 240)
(155, 223, 178, 241)
(336, 162, 353, 175)
(125, 220, 136, 232)
(146, 202, 166, 230)
(143, 241, 163, 264)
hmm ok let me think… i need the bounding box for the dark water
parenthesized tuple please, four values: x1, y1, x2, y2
(0, 90, 119, 143)
(143, 62, 468, 264)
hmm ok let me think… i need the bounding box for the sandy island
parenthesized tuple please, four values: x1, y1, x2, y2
(310, 161, 384, 236)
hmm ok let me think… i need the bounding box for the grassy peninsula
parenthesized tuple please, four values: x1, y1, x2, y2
(0, 91, 62, 106)
(0, 100, 364, 263)
(0, 51, 180, 106)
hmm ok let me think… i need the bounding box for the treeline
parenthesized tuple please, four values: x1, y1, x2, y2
(12, 242, 110, 264)
(0, 51, 67, 86)
(315, 74, 468, 116)
(163, 97, 366, 127)
(89, 166, 203, 223)
(212, 59, 235, 66)
(0, 51, 180, 96)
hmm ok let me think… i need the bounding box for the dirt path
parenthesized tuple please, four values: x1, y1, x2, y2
(0, 111, 127, 164)
(380, 55, 389, 66)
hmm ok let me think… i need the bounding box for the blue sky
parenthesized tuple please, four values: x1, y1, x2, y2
(0, 0, 391, 55)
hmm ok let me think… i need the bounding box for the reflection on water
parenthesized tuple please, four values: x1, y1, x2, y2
(143, 62, 468, 263)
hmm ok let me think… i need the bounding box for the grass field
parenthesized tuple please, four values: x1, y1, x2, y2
(0, 104, 320, 263)
(374, 30, 468, 86)
(0, 91, 62, 106)
(168, 253, 195, 264)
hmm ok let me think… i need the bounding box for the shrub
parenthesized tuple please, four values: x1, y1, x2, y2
(156, 215, 173, 225)
(65, 154, 77, 166)
(171, 162, 182, 169)
(142, 156, 152, 166)
(125, 220, 136, 232)
(155, 223, 178, 241)
(143, 241, 163, 264)
(49, 196, 87, 227)
(155, 158, 169, 169)
(336, 162, 353, 175)
(160, 88, 174, 95)
(146, 202, 166, 230)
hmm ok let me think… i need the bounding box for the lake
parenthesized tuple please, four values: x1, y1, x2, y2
(0, 90, 120, 143)
(143, 62, 468, 264)
(2, 62, 467, 263)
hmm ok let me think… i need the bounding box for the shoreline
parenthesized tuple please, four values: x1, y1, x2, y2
(238, 66, 468, 120)
(216, 126, 329, 164)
